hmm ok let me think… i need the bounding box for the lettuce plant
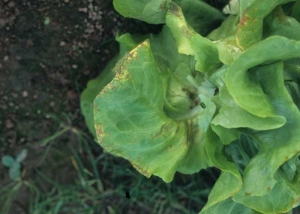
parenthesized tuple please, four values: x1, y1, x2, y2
(80, 0, 300, 213)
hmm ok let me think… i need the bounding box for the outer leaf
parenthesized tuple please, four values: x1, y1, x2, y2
(176, 117, 212, 174)
(200, 127, 242, 213)
(236, 0, 295, 50)
(200, 197, 255, 214)
(211, 124, 241, 145)
(264, 6, 300, 41)
(80, 33, 145, 136)
(291, 0, 300, 22)
(174, 0, 225, 36)
(94, 41, 198, 182)
(284, 58, 300, 109)
(236, 62, 300, 200)
(113, 0, 167, 24)
(207, 15, 238, 41)
(165, 1, 220, 73)
(233, 172, 300, 213)
(226, 36, 300, 118)
(212, 85, 286, 130)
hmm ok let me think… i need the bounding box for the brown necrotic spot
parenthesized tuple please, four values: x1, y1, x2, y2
(94, 124, 108, 144)
(169, 2, 181, 17)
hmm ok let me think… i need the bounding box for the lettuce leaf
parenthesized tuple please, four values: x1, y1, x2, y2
(80, 0, 300, 213)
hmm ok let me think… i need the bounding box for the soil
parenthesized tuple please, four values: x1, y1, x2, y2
(0, 0, 162, 212)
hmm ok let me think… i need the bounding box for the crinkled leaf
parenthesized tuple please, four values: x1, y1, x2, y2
(291, 0, 300, 22)
(165, 1, 220, 73)
(211, 124, 241, 145)
(201, 197, 255, 214)
(174, 0, 225, 36)
(177, 118, 213, 174)
(200, 127, 242, 213)
(113, 0, 167, 24)
(236, 0, 295, 50)
(226, 36, 300, 119)
(264, 6, 300, 40)
(80, 33, 145, 136)
(236, 62, 300, 199)
(212, 85, 286, 130)
(207, 15, 238, 41)
(233, 171, 300, 213)
(284, 58, 300, 109)
(94, 40, 213, 182)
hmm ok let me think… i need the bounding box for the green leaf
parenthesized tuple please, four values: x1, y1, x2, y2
(1, 155, 15, 167)
(113, 0, 167, 24)
(94, 40, 214, 182)
(236, 62, 300, 198)
(174, 0, 225, 36)
(80, 33, 145, 137)
(226, 36, 300, 119)
(94, 41, 190, 182)
(284, 58, 300, 109)
(211, 124, 241, 145)
(201, 127, 243, 213)
(165, 1, 220, 73)
(233, 172, 300, 213)
(207, 15, 238, 41)
(236, 0, 295, 50)
(200, 197, 255, 214)
(211, 86, 286, 130)
(264, 6, 300, 40)
(291, 0, 300, 22)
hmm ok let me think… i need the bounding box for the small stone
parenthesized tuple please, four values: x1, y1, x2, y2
(72, 64, 78, 69)
(3, 56, 9, 61)
(8, 1, 15, 7)
(50, 101, 55, 107)
(22, 90, 28, 97)
(78, 8, 88, 13)
(64, 0, 69, 3)
(83, 70, 90, 75)
(5, 119, 14, 128)
(60, 41, 66, 46)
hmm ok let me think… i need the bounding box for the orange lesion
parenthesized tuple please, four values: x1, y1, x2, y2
(131, 161, 151, 177)
(239, 14, 250, 27)
(127, 49, 138, 60)
(94, 124, 108, 144)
